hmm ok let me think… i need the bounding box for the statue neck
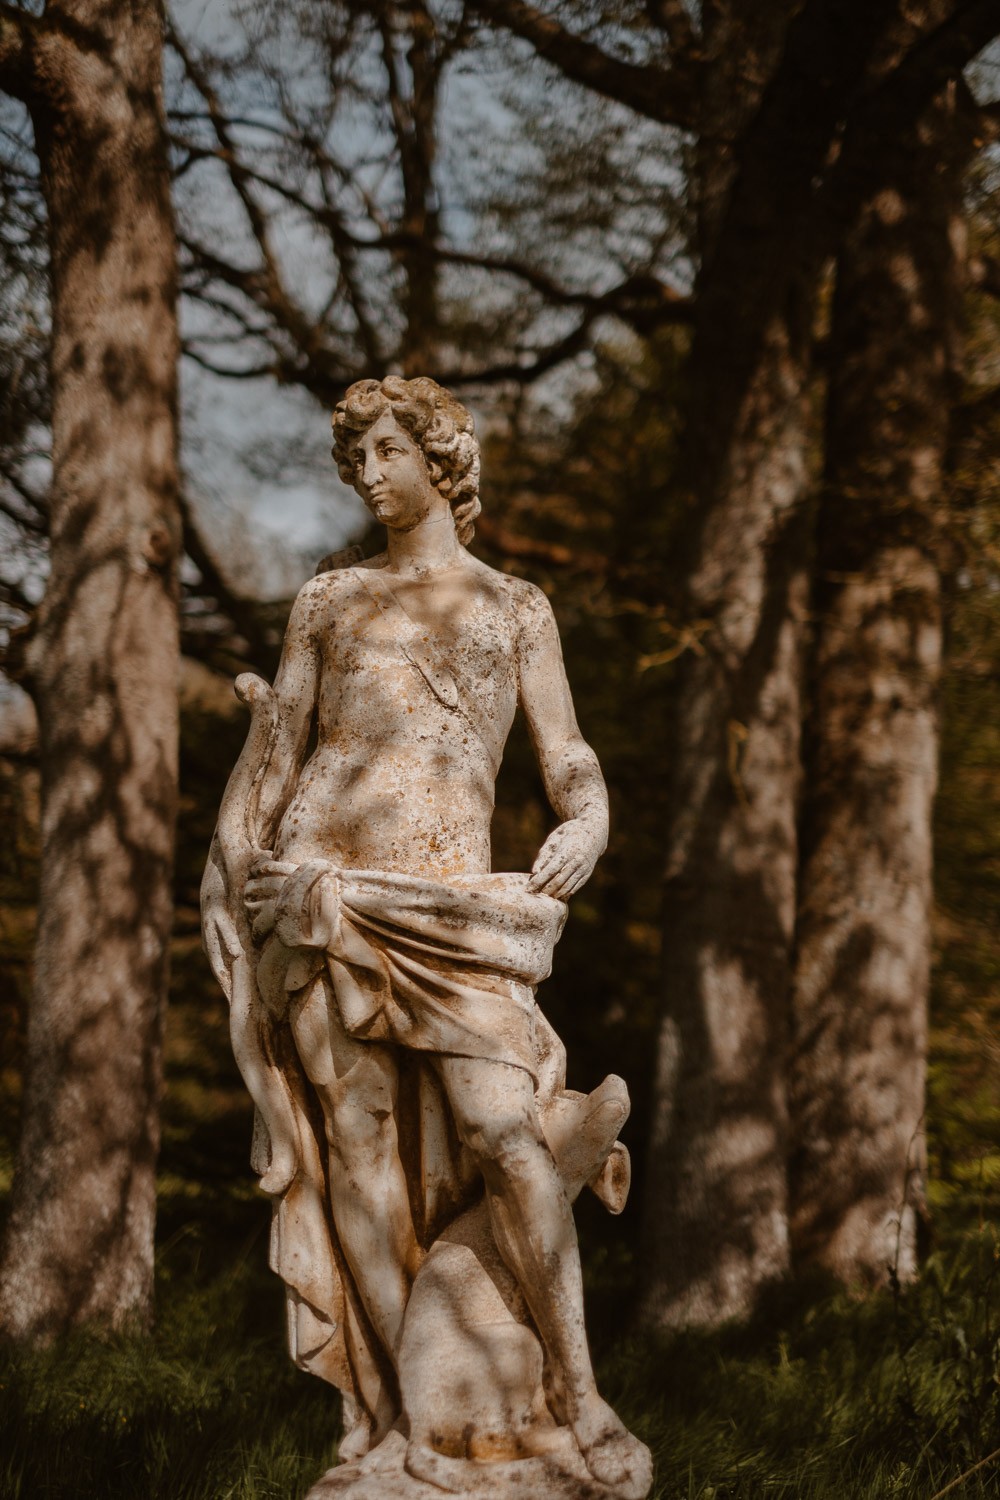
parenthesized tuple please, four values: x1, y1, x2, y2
(384, 510, 464, 577)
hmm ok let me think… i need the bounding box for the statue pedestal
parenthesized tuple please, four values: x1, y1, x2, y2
(307, 1182, 652, 1500)
(305, 1430, 640, 1499)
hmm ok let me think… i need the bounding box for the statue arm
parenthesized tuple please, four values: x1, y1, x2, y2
(516, 585, 609, 900)
(202, 581, 323, 989)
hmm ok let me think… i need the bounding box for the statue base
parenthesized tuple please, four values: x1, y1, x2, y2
(305, 1430, 650, 1499)
(308, 1085, 652, 1500)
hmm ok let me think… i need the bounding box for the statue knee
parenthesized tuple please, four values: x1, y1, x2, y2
(458, 1101, 543, 1173)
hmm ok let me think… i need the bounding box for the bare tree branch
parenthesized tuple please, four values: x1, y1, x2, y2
(168, 26, 333, 380)
(435, 312, 597, 386)
(177, 485, 279, 668)
(826, 0, 1000, 234)
(174, 143, 692, 338)
(475, 513, 605, 569)
(313, 158, 384, 368)
(180, 341, 297, 383)
(645, 0, 699, 61)
(467, 0, 697, 130)
(426, 250, 692, 330)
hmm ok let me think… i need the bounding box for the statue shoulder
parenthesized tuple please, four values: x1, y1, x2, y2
(464, 556, 552, 614)
(310, 546, 387, 589)
(289, 561, 368, 630)
(500, 574, 557, 630)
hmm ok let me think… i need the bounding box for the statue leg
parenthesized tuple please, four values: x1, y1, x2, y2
(290, 977, 419, 1364)
(432, 1053, 647, 1496)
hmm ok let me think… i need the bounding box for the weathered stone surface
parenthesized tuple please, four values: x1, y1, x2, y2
(305, 1430, 645, 1499)
(202, 377, 652, 1499)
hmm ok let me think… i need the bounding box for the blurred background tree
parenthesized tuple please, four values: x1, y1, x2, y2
(0, 0, 181, 1341)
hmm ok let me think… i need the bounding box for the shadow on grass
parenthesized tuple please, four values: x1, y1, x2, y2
(6, 1205, 1000, 1499)
(1, 1181, 339, 1500)
(588, 1228, 1000, 1500)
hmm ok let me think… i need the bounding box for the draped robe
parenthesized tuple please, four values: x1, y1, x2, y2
(230, 858, 569, 1444)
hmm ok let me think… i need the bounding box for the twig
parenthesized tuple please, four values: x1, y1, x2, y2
(927, 1445, 1000, 1500)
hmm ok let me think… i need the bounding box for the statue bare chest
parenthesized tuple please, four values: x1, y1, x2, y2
(315, 581, 520, 749)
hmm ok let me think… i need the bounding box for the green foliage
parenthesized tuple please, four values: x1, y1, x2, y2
(7, 1198, 1000, 1497)
(0, 1220, 338, 1499)
(598, 1237, 1000, 1499)
(928, 368, 1000, 1231)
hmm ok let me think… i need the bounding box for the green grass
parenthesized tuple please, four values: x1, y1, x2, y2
(585, 1219, 1000, 1500)
(6, 1191, 1000, 1499)
(0, 1186, 339, 1500)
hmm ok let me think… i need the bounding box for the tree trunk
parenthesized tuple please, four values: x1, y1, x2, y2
(641, 304, 811, 1330)
(0, 0, 180, 1338)
(640, 0, 905, 1329)
(378, 0, 443, 377)
(787, 83, 973, 1287)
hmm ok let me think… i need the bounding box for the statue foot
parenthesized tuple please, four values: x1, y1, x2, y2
(338, 1422, 372, 1466)
(571, 1395, 652, 1499)
(403, 1440, 467, 1493)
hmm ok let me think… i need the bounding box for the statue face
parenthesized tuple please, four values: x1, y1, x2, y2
(348, 410, 445, 530)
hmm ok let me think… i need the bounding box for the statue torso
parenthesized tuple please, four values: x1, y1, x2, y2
(274, 557, 524, 879)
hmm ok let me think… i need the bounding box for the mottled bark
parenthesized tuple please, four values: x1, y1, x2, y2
(641, 2, 810, 1331)
(0, 0, 180, 1337)
(645, 375, 810, 1329)
(641, 0, 907, 1329)
(788, 84, 973, 1287)
(381, 0, 442, 376)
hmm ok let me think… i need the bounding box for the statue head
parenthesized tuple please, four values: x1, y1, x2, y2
(332, 376, 481, 545)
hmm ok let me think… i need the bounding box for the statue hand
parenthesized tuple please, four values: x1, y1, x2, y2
(244, 856, 298, 929)
(528, 820, 601, 900)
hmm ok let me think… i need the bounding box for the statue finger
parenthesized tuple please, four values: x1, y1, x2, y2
(250, 855, 292, 879)
(531, 842, 564, 879)
(205, 919, 237, 995)
(547, 857, 590, 899)
(528, 859, 562, 892)
(204, 923, 222, 976)
(531, 859, 575, 897)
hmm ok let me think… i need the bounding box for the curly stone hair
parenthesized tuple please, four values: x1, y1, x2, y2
(331, 376, 481, 545)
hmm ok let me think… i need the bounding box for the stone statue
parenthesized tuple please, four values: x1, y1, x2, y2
(201, 376, 652, 1500)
